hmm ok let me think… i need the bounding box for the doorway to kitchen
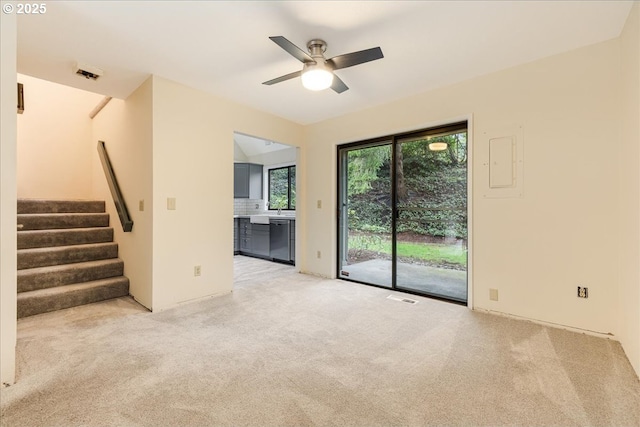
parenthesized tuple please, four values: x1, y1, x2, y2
(337, 122, 468, 304)
(233, 132, 298, 272)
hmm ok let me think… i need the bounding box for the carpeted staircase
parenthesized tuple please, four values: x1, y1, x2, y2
(17, 199, 130, 318)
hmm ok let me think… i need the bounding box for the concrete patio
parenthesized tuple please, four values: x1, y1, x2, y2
(340, 259, 467, 302)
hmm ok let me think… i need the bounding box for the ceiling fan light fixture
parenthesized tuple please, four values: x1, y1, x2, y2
(428, 142, 448, 151)
(301, 64, 334, 91)
(264, 36, 383, 94)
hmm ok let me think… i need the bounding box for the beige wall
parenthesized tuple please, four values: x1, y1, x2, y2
(92, 78, 154, 309)
(150, 76, 303, 311)
(90, 75, 303, 312)
(304, 39, 621, 337)
(1, 9, 17, 385)
(151, 76, 231, 310)
(618, 2, 640, 375)
(17, 74, 103, 199)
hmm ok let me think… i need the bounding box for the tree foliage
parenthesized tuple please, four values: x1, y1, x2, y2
(347, 145, 390, 195)
(269, 166, 295, 210)
(346, 132, 468, 239)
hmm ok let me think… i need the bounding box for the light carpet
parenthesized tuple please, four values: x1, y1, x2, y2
(1, 256, 639, 426)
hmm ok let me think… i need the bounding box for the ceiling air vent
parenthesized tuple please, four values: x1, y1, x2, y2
(74, 61, 103, 80)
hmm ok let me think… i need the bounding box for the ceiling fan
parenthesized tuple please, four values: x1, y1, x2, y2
(262, 36, 384, 94)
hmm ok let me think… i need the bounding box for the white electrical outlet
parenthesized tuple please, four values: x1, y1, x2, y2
(139, 200, 144, 211)
(316, 251, 321, 259)
(489, 288, 499, 301)
(317, 200, 322, 209)
(194, 265, 201, 277)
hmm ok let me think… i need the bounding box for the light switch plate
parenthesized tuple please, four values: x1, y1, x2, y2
(167, 197, 176, 210)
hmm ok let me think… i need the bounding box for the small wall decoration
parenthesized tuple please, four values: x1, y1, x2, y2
(17, 82, 24, 114)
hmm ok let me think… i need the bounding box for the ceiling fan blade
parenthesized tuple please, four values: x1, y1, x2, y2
(262, 70, 303, 86)
(269, 36, 314, 63)
(327, 47, 383, 70)
(331, 74, 349, 94)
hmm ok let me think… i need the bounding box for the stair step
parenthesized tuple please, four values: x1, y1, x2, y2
(18, 199, 105, 214)
(18, 213, 110, 230)
(18, 258, 124, 293)
(18, 227, 114, 249)
(18, 243, 119, 270)
(17, 276, 130, 318)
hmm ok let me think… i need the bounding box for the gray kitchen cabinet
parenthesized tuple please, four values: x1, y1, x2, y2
(290, 220, 295, 262)
(234, 218, 239, 254)
(235, 216, 294, 264)
(239, 218, 251, 252)
(234, 163, 263, 199)
(237, 218, 268, 258)
(251, 223, 270, 257)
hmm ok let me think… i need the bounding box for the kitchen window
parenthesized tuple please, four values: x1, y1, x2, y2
(268, 165, 296, 210)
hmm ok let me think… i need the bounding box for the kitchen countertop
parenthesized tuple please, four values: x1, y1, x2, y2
(234, 214, 295, 220)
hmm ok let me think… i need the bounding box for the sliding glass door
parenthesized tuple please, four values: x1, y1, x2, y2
(338, 141, 393, 288)
(394, 128, 468, 302)
(338, 123, 468, 303)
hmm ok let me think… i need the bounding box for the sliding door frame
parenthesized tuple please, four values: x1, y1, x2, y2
(336, 119, 473, 308)
(337, 137, 394, 289)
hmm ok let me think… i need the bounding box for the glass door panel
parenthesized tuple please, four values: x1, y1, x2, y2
(338, 142, 393, 288)
(395, 130, 468, 302)
(337, 123, 468, 304)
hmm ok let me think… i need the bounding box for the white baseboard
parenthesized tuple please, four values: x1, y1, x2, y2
(474, 308, 616, 340)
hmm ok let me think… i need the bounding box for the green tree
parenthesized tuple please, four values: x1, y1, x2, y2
(269, 167, 295, 209)
(347, 145, 390, 195)
(347, 131, 468, 239)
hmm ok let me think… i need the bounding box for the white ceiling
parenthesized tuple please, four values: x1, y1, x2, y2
(234, 132, 293, 157)
(17, 1, 633, 125)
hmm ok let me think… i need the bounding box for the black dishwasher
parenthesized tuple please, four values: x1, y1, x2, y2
(270, 220, 290, 262)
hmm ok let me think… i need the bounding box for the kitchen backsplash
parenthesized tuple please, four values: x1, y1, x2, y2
(234, 199, 265, 215)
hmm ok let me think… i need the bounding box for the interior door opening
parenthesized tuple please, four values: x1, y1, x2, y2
(337, 122, 468, 304)
(233, 132, 299, 273)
